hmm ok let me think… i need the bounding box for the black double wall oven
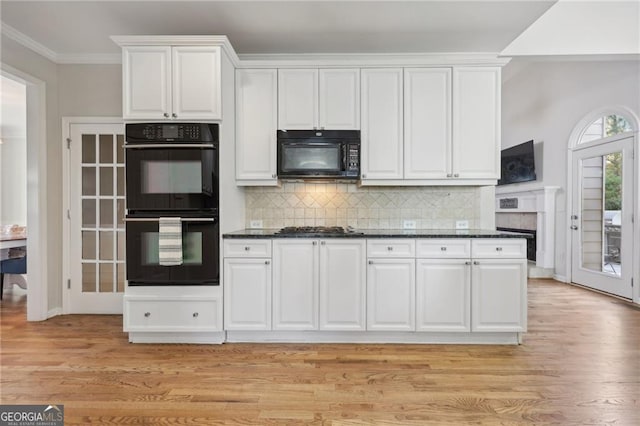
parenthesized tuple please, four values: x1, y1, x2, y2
(125, 123, 220, 286)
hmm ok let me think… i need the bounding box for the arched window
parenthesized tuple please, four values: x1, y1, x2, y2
(578, 114, 633, 144)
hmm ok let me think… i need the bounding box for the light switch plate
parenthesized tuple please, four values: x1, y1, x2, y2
(456, 220, 469, 229)
(403, 220, 417, 229)
(250, 220, 263, 229)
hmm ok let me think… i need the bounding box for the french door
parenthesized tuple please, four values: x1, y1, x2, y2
(67, 122, 125, 313)
(571, 135, 634, 298)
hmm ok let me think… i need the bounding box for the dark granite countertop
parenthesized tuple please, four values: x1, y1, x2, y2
(223, 229, 533, 239)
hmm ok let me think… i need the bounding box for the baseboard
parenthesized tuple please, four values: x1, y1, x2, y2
(47, 307, 62, 318)
(553, 274, 568, 282)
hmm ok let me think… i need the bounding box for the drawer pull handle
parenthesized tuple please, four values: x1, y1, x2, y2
(496, 247, 503, 251)
(193, 312, 199, 318)
(244, 246, 250, 251)
(144, 312, 150, 318)
(387, 246, 393, 251)
(441, 247, 447, 251)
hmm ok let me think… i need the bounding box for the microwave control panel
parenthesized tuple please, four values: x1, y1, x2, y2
(126, 123, 218, 143)
(347, 143, 360, 171)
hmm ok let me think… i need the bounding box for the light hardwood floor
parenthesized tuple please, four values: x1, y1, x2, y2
(1, 279, 639, 425)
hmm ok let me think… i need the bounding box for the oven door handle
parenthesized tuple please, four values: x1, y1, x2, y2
(124, 144, 215, 149)
(124, 217, 217, 222)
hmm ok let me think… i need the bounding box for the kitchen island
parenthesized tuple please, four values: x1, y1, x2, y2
(223, 228, 531, 345)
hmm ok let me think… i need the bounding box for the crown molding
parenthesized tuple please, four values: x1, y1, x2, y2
(236, 52, 511, 68)
(1, 22, 58, 63)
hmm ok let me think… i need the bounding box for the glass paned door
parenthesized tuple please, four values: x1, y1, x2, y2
(571, 135, 634, 299)
(69, 123, 125, 313)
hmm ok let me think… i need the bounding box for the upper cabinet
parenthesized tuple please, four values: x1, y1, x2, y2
(278, 69, 360, 130)
(122, 45, 222, 121)
(360, 68, 404, 180)
(452, 67, 501, 180)
(404, 68, 452, 179)
(236, 69, 278, 185)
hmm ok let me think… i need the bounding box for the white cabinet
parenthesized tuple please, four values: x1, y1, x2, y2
(404, 68, 452, 179)
(366, 239, 416, 331)
(272, 239, 366, 331)
(223, 239, 273, 331)
(272, 239, 319, 330)
(452, 67, 501, 179)
(361, 68, 404, 180)
(278, 69, 360, 130)
(122, 45, 221, 120)
(236, 69, 278, 184)
(124, 296, 221, 332)
(224, 258, 272, 331)
(470, 239, 527, 332)
(416, 259, 470, 332)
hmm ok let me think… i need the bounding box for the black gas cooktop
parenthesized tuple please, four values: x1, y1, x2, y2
(276, 226, 364, 236)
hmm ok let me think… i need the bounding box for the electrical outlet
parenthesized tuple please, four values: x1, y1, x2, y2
(250, 220, 263, 229)
(403, 220, 417, 230)
(456, 220, 469, 229)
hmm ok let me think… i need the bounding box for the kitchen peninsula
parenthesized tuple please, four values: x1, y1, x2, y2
(223, 228, 530, 345)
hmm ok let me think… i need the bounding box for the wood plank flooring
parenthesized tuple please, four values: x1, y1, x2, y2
(1, 279, 639, 425)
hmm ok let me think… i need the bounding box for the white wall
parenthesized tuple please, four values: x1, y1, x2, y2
(0, 75, 27, 225)
(501, 59, 640, 279)
(1, 34, 122, 312)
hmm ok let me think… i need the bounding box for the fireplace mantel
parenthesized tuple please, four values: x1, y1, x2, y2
(495, 186, 560, 277)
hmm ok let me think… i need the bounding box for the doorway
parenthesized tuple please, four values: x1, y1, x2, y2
(570, 113, 636, 299)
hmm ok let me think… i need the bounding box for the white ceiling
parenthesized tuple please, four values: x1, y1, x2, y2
(0, 0, 557, 62)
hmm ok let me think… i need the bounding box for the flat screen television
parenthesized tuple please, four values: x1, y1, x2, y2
(498, 140, 536, 185)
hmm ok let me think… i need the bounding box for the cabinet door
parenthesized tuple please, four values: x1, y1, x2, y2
(367, 258, 415, 331)
(272, 240, 319, 330)
(319, 240, 366, 331)
(172, 46, 222, 120)
(236, 69, 278, 183)
(361, 68, 404, 180)
(223, 258, 272, 330)
(122, 46, 172, 120)
(452, 67, 501, 179)
(404, 68, 452, 179)
(416, 259, 470, 332)
(319, 69, 360, 130)
(278, 69, 319, 129)
(471, 259, 527, 332)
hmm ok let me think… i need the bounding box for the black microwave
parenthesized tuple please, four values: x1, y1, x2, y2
(277, 130, 360, 179)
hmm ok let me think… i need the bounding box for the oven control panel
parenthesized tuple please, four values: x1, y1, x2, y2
(126, 123, 218, 143)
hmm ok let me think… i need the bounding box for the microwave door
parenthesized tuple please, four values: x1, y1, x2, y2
(281, 143, 342, 175)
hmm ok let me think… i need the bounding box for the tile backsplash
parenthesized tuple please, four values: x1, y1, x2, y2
(245, 182, 482, 229)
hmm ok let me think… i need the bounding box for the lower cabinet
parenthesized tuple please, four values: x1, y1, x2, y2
(271, 239, 366, 331)
(416, 259, 470, 332)
(471, 259, 527, 332)
(367, 258, 416, 331)
(224, 258, 272, 330)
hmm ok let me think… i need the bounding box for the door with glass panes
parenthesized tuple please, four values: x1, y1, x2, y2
(68, 123, 125, 313)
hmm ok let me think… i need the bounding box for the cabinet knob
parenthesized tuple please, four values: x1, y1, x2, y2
(272, 174, 277, 179)
(172, 113, 177, 118)
(163, 113, 169, 118)
(495, 247, 503, 251)
(387, 246, 393, 251)
(362, 174, 367, 179)
(473, 261, 480, 265)
(454, 173, 459, 178)
(321, 241, 326, 245)
(368, 260, 373, 265)
(144, 312, 150, 318)
(446, 173, 452, 178)
(570, 225, 578, 230)
(193, 312, 199, 318)
(465, 261, 471, 265)
(441, 247, 447, 251)
(244, 246, 250, 251)
(312, 241, 317, 246)
(265, 260, 270, 265)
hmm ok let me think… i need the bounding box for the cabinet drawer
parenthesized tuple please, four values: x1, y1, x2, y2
(367, 239, 415, 258)
(472, 239, 526, 259)
(224, 239, 272, 258)
(416, 239, 471, 258)
(124, 297, 221, 332)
